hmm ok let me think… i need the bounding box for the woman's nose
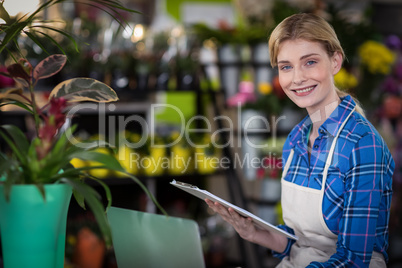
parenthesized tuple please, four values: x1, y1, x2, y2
(293, 68, 306, 85)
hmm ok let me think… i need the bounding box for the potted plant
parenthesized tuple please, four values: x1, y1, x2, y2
(0, 1, 166, 268)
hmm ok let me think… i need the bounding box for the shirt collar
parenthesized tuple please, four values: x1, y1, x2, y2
(287, 95, 356, 148)
(319, 95, 356, 137)
(296, 95, 356, 140)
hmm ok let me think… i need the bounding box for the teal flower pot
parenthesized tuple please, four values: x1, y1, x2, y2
(0, 184, 72, 268)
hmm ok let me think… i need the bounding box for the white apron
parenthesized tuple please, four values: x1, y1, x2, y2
(276, 108, 385, 267)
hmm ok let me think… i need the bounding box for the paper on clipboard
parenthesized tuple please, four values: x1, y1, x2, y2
(170, 180, 298, 240)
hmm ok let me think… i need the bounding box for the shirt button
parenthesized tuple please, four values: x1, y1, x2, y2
(320, 129, 325, 134)
(314, 145, 319, 149)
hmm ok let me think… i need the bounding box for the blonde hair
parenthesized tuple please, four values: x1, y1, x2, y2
(268, 13, 365, 116)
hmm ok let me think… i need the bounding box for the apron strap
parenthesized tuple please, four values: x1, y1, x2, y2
(321, 108, 356, 185)
(281, 149, 294, 180)
(281, 108, 356, 184)
(317, 107, 356, 236)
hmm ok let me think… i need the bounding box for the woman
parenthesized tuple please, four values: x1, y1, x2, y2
(205, 13, 394, 267)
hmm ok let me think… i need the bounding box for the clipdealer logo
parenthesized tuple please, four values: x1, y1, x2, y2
(63, 102, 288, 172)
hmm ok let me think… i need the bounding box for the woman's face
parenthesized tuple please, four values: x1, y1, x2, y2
(276, 39, 342, 113)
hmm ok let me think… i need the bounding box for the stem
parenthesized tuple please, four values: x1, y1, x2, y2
(29, 83, 41, 136)
(19, 93, 32, 104)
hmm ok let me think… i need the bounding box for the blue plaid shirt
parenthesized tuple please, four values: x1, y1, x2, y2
(273, 95, 394, 267)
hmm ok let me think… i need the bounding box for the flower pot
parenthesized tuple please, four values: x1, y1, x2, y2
(73, 227, 106, 268)
(0, 184, 72, 268)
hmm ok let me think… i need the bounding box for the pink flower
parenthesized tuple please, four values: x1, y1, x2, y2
(49, 97, 67, 112)
(256, 167, 265, 179)
(0, 67, 15, 88)
(226, 81, 256, 107)
(37, 97, 68, 159)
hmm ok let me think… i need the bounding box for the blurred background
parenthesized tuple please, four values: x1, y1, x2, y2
(0, 0, 401, 267)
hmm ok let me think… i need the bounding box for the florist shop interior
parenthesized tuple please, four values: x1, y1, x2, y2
(0, 0, 402, 268)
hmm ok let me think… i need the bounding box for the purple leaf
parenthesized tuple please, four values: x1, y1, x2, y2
(33, 54, 67, 81)
(6, 63, 30, 82)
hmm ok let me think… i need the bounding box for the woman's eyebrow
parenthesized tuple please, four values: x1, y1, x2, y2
(277, 59, 290, 65)
(278, 53, 320, 65)
(300, 53, 320, 60)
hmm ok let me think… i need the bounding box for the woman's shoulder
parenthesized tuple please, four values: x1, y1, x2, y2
(344, 111, 394, 167)
(342, 111, 395, 184)
(346, 111, 385, 144)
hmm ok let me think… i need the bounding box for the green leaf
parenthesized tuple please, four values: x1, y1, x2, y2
(27, 138, 41, 183)
(86, 176, 112, 212)
(0, 2, 11, 24)
(82, 0, 141, 29)
(33, 54, 67, 81)
(0, 152, 6, 173)
(0, 88, 22, 98)
(96, 0, 141, 13)
(0, 165, 13, 201)
(0, 88, 32, 112)
(72, 188, 86, 209)
(51, 125, 77, 158)
(38, 126, 79, 180)
(61, 177, 112, 246)
(1, 125, 30, 154)
(125, 172, 168, 216)
(35, 184, 46, 200)
(0, 156, 23, 200)
(31, 24, 79, 53)
(71, 151, 124, 172)
(66, 150, 166, 215)
(0, 0, 141, 56)
(24, 31, 51, 56)
(59, 139, 113, 170)
(49, 78, 118, 103)
(0, 21, 29, 54)
(0, 100, 33, 114)
(0, 125, 29, 165)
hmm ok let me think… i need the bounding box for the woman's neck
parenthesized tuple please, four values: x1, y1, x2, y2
(307, 95, 341, 137)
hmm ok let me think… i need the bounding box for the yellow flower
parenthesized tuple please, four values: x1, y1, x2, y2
(358, 40, 396, 75)
(70, 158, 87, 169)
(169, 144, 192, 175)
(143, 147, 166, 176)
(334, 68, 358, 90)
(194, 147, 218, 175)
(258, 82, 273, 95)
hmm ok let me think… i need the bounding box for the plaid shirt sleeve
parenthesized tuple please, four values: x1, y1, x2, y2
(271, 225, 296, 259)
(307, 132, 394, 267)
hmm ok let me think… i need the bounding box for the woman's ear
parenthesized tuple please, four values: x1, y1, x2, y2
(332, 51, 343, 75)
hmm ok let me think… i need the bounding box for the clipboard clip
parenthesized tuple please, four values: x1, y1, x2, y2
(171, 180, 199, 189)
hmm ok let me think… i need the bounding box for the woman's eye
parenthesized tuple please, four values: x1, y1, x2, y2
(306, 60, 316, 66)
(280, 65, 291, 71)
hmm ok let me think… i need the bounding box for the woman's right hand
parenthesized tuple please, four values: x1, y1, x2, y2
(205, 198, 288, 252)
(205, 199, 257, 243)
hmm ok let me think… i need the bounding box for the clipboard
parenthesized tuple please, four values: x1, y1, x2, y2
(170, 180, 298, 240)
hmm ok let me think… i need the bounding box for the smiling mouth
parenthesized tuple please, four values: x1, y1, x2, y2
(293, 86, 315, 94)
